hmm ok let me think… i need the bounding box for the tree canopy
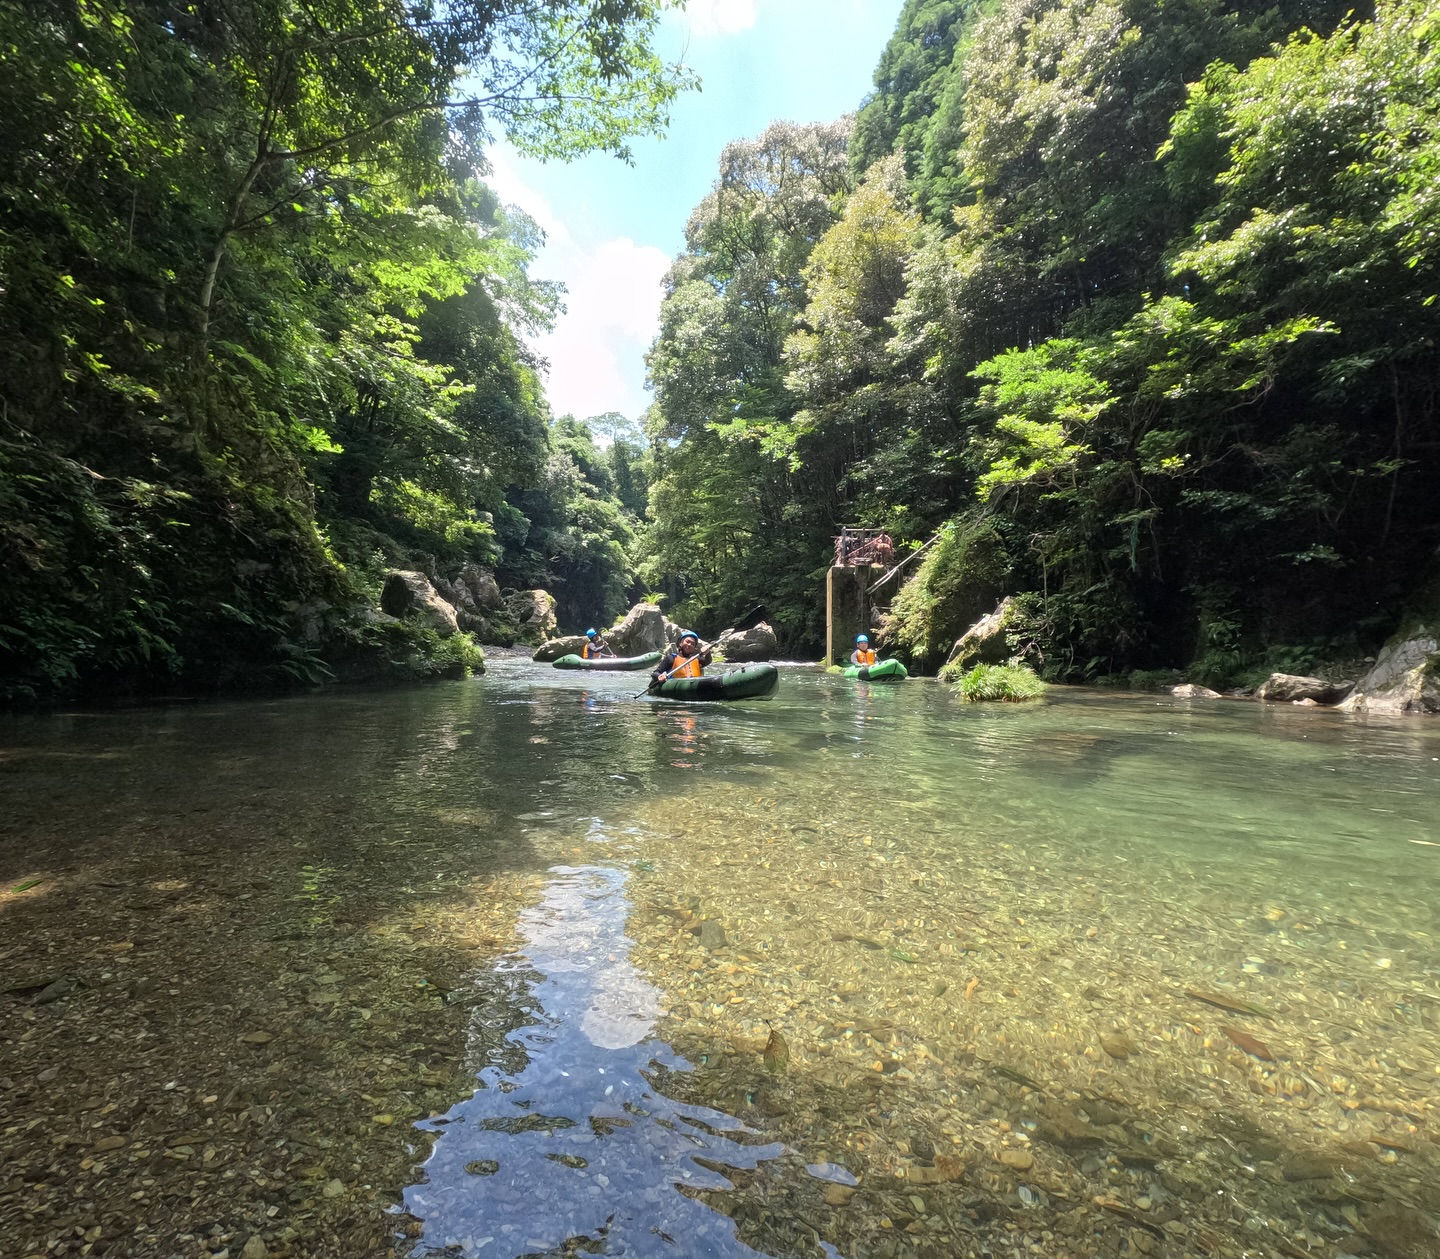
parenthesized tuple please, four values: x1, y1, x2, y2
(0, 0, 686, 697)
(643, 0, 1438, 680)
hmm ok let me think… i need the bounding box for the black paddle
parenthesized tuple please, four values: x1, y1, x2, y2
(731, 604, 769, 633)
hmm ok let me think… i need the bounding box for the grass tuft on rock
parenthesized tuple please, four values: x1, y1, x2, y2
(954, 663, 1046, 703)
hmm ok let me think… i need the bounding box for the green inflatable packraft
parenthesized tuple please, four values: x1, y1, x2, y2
(842, 658, 909, 681)
(650, 663, 779, 701)
(553, 651, 662, 671)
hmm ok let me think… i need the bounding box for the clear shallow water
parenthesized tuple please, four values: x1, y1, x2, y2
(2, 661, 1437, 1258)
(406, 864, 787, 1257)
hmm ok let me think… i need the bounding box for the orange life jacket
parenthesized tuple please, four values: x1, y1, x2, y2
(583, 642, 600, 659)
(668, 652, 703, 678)
(855, 648, 876, 665)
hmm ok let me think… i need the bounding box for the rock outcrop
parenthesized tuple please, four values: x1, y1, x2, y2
(1172, 683, 1222, 699)
(455, 563, 503, 612)
(606, 602, 667, 656)
(503, 589, 557, 646)
(1338, 628, 1439, 715)
(380, 571, 459, 638)
(1256, 673, 1350, 703)
(533, 635, 589, 662)
(436, 564, 504, 635)
(945, 597, 1018, 671)
(715, 621, 777, 662)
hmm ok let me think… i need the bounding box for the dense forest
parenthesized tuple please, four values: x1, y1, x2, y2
(0, 0, 670, 700)
(646, 0, 1440, 684)
(3, 0, 1437, 700)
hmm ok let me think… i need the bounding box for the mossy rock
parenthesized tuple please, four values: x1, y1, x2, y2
(328, 620, 483, 684)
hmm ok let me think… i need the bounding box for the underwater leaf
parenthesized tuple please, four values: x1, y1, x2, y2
(1221, 1026, 1275, 1061)
(1186, 989, 1274, 1019)
(763, 1026, 790, 1074)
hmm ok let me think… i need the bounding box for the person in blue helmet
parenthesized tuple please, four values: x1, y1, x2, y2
(581, 627, 614, 660)
(651, 629, 712, 682)
(850, 633, 877, 667)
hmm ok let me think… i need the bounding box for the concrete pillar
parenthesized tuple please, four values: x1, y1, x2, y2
(826, 565, 871, 666)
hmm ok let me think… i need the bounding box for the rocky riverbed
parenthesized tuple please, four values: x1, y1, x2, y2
(3, 665, 1437, 1259)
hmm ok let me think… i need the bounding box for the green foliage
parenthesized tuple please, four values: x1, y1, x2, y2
(642, 120, 857, 644)
(333, 622, 485, 684)
(886, 521, 1012, 665)
(645, 0, 1439, 678)
(501, 417, 645, 630)
(953, 663, 1046, 703)
(0, 0, 682, 699)
(850, 1, 987, 187)
(1127, 669, 1182, 691)
(970, 342, 1105, 497)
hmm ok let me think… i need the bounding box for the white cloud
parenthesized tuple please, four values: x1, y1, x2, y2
(482, 145, 667, 422)
(535, 237, 669, 421)
(483, 145, 570, 245)
(676, 0, 758, 39)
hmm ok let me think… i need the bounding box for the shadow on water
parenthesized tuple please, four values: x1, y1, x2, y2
(404, 864, 787, 1258)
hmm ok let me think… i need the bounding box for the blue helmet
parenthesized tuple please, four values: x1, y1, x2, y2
(585, 628, 597, 637)
(678, 629, 699, 643)
(856, 634, 869, 643)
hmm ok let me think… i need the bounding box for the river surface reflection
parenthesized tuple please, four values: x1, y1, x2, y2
(400, 659, 1439, 1259)
(405, 864, 784, 1257)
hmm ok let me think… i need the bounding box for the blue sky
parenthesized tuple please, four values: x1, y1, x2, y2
(486, 0, 904, 424)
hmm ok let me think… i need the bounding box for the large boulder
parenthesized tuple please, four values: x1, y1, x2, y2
(441, 565, 503, 635)
(1172, 683, 1222, 699)
(715, 621, 777, 662)
(945, 597, 1018, 671)
(455, 563, 504, 612)
(1337, 628, 1439, 715)
(380, 570, 459, 638)
(503, 589, 557, 646)
(607, 602, 667, 655)
(533, 634, 588, 663)
(1256, 673, 1349, 703)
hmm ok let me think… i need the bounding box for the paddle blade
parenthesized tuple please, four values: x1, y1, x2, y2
(732, 604, 769, 633)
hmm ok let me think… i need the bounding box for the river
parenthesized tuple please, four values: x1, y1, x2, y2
(1, 659, 1437, 1259)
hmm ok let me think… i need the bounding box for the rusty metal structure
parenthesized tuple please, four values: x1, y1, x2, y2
(833, 526, 893, 568)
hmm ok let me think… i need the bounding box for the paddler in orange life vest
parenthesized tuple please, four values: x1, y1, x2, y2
(581, 628, 613, 660)
(652, 630, 712, 682)
(850, 634, 877, 667)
